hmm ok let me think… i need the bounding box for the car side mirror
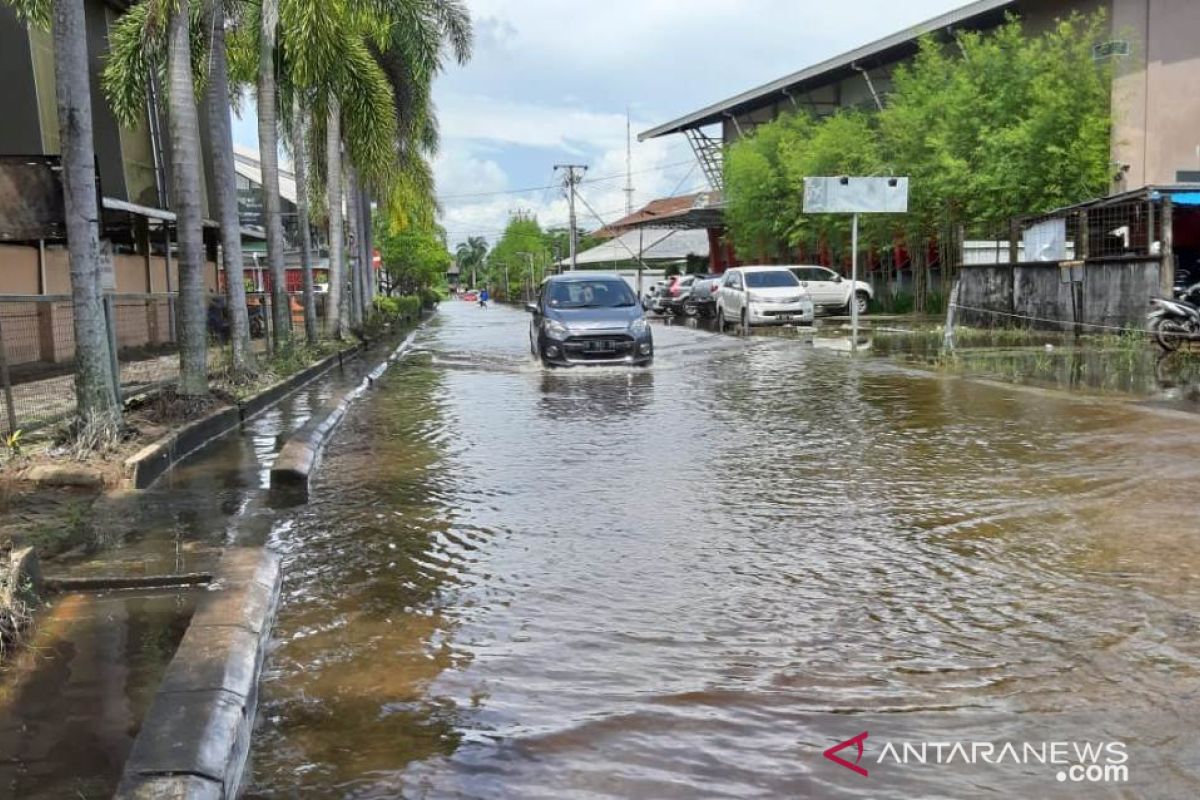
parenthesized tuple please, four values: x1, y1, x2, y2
(525, 303, 538, 314)
(834, 276, 844, 283)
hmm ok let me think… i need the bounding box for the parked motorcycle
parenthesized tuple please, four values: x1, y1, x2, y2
(1148, 284, 1200, 352)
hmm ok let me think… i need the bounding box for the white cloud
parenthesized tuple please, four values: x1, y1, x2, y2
(437, 100, 698, 245)
(434, 150, 509, 197)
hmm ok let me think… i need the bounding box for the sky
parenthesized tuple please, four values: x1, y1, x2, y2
(232, 0, 970, 248)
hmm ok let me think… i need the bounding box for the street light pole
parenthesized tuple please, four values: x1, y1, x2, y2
(850, 211, 859, 352)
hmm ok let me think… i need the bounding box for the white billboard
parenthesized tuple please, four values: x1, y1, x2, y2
(803, 176, 909, 214)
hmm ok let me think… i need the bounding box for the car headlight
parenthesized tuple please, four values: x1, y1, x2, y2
(543, 319, 569, 339)
(629, 317, 649, 335)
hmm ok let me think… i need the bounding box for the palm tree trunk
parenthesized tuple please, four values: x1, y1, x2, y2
(205, 0, 252, 373)
(345, 166, 363, 328)
(53, 0, 119, 423)
(258, 0, 290, 348)
(167, 2, 207, 397)
(361, 189, 374, 311)
(292, 98, 318, 345)
(325, 96, 345, 338)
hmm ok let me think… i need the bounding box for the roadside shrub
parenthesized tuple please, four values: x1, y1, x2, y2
(419, 287, 441, 309)
(879, 291, 915, 315)
(374, 296, 402, 316)
(374, 295, 421, 322)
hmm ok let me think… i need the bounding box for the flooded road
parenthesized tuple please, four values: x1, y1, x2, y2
(245, 301, 1200, 798)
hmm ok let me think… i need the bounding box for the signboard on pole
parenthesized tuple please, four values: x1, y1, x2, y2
(802, 177, 910, 352)
(803, 176, 909, 214)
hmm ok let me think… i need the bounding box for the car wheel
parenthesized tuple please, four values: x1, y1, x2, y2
(715, 307, 726, 332)
(853, 291, 869, 316)
(682, 299, 698, 317)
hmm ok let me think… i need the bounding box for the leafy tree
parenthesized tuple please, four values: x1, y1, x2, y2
(542, 226, 602, 265)
(487, 215, 550, 298)
(376, 214, 451, 296)
(725, 112, 814, 261)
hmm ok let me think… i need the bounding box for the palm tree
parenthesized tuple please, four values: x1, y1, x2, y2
(204, 0, 254, 374)
(281, 0, 471, 334)
(345, 165, 362, 328)
(257, 0, 290, 347)
(291, 98, 319, 344)
(325, 97, 349, 337)
(165, 0, 208, 396)
(104, 0, 208, 398)
(456, 236, 487, 287)
(4, 0, 121, 426)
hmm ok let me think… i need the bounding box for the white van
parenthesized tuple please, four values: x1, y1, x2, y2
(715, 266, 814, 330)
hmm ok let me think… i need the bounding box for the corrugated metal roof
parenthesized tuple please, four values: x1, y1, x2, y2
(562, 227, 709, 267)
(598, 194, 705, 236)
(639, 0, 1015, 140)
(233, 144, 298, 206)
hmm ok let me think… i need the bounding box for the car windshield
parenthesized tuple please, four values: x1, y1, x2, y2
(745, 271, 799, 288)
(547, 280, 637, 308)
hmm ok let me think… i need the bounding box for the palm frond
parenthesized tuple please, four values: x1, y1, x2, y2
(2, 0, 51, 29)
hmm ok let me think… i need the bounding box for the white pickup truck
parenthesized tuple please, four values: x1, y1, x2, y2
(787, 266, 873, 315)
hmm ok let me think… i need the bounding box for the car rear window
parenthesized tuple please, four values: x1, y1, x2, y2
(745, 271, 800, 288)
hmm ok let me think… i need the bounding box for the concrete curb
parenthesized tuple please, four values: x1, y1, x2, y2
(122, 345, 363, 490)
(113, 547, 281, 800)
(270, 329, 421, 495)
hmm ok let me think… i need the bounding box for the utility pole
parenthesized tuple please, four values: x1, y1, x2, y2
(554, 164, 587, 271)
(624, 108, 634, 215)
(517, 251, 535, 302)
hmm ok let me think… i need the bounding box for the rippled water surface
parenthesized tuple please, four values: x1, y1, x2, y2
(245, 302, 1200, 798)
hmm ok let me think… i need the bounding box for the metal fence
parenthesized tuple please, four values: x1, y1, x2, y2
(0, 291, 331, 435)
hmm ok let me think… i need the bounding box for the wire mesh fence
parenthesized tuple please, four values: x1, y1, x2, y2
(0, 290, 333, 436)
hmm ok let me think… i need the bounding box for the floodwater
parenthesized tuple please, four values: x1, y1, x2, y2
(240, 302, 1200, 798)
(0, 589, 198, 799)
(0, 346, 401, 799)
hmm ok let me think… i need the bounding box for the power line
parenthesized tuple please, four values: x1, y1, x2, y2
(442, 204, 632, 240)
(441, 180, 711, 242)
(434, 158, 695, 201)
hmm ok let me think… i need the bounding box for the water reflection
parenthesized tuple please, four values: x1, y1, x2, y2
(537, 368, 654, 419)
(0, 591, 197, 799)
(871, 327, 1200, 404)
(247, 354, 469, 794)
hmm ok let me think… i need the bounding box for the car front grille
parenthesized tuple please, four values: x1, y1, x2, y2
(562, 333, 636, 361)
